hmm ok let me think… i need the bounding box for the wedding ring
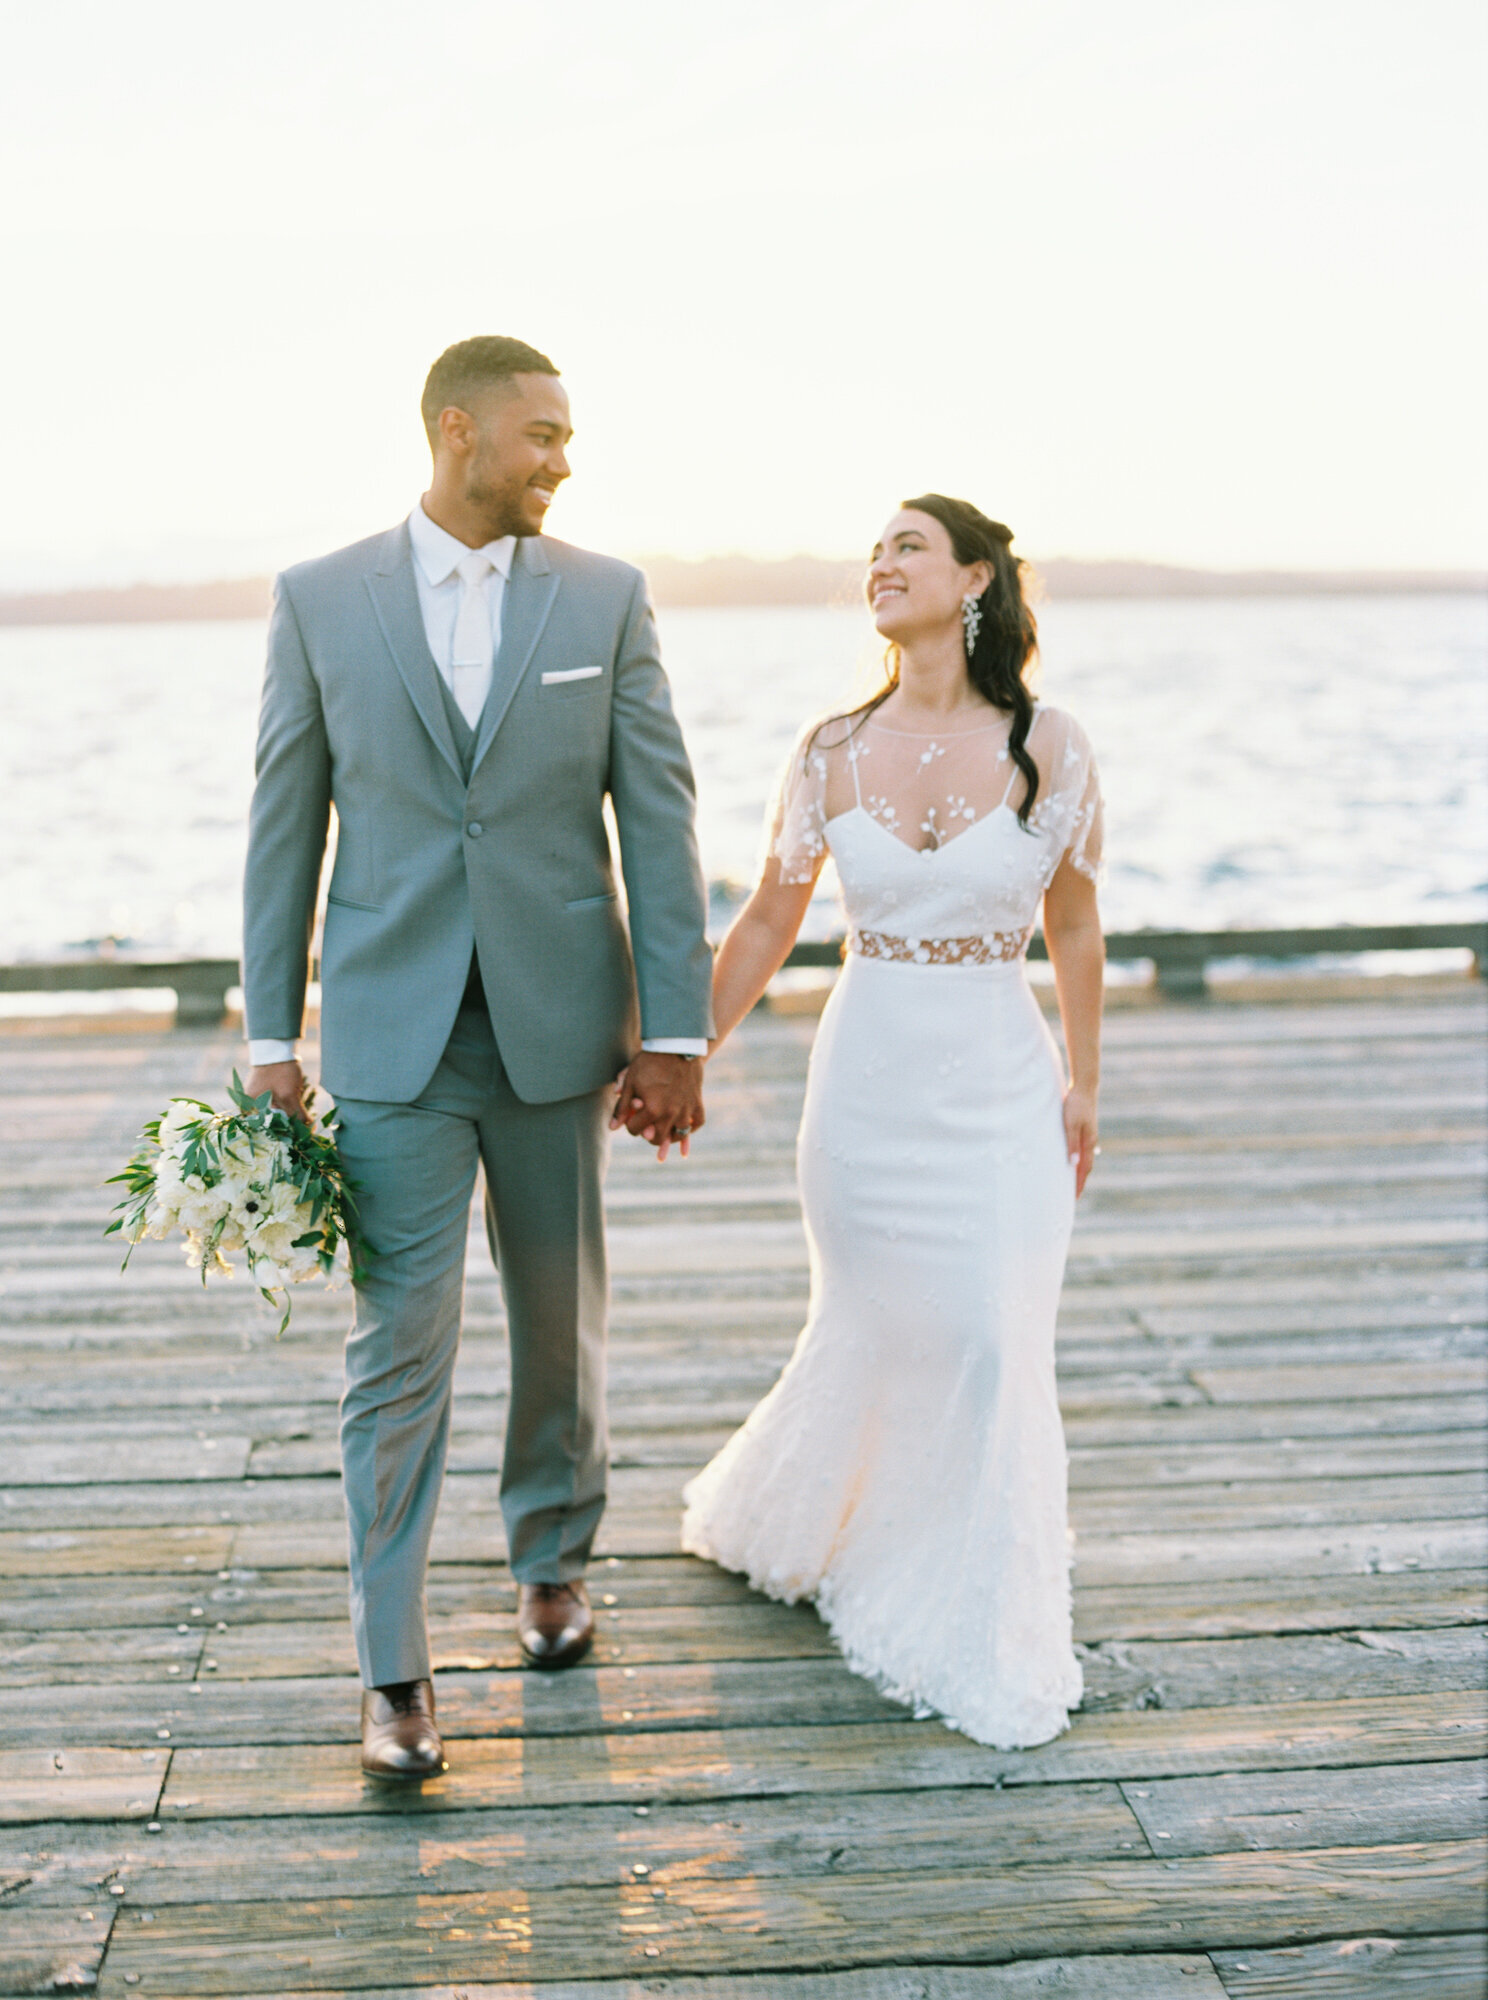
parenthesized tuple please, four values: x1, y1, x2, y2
(674, 1126, 692, 1138)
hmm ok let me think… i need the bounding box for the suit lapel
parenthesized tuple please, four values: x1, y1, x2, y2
(364, 524, 464, 785)
(471, 537, 560, 776)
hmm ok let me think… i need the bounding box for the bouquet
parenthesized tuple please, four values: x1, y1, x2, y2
(107, 1073, 369, 1332)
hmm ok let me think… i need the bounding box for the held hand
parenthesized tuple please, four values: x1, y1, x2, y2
(609, 1052, 705, 1161)
(1063, 1084, 1100, 1198)
(244, 1060, 310, 1125)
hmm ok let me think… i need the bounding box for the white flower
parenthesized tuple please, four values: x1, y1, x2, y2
(247, 1219, 298, 1265)
(218, 1168, 256, 1208)
(260, 1181, 299, 1224)
(177, 1191, 231, 1234)
(159, 1100, 208, 1143)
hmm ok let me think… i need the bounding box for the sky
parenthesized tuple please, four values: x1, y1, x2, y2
(1, 0, 1484, 586)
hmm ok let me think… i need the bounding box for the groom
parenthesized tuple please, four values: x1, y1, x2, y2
(242, 335, 713, 1778)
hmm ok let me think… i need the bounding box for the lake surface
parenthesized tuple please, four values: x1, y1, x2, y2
(1, 593, 1483, 963)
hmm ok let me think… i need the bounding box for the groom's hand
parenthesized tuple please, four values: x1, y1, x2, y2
(610, 1052, 705, 1161)
(244, 1060, 310, 1124)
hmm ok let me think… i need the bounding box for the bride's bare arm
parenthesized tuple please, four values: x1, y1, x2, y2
(1042, 857, 1104, 1195)
(710, 866, 819, 1049)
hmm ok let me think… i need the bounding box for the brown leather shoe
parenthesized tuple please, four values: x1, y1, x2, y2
(517, 1581, 593, 1669)
(360, 1679, 445, 1780)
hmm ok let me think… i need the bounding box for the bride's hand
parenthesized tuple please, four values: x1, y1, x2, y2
(1063, 1085, 1100, 1197)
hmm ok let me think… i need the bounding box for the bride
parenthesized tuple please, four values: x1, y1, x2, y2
(681, 494, 1104, 1749)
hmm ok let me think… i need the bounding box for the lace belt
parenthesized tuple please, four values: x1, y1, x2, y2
(850, 926, 1032, 966)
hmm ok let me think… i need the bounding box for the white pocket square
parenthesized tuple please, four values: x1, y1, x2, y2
(542, 666, 604, 684)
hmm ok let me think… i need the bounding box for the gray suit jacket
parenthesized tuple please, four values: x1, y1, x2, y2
(242, 521, 714, 1104)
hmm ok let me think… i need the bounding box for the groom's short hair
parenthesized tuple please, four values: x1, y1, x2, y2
(421, 336, 560, 443)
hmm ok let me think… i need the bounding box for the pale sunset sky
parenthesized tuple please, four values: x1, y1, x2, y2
(1, 0, 1483, 586)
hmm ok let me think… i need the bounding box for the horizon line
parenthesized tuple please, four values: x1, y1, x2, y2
(0, 552, 1483, 628)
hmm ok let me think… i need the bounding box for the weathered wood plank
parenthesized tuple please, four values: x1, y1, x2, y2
(207, 1600, 836, 1679)
(1074, 1568, 1488, 1641)
(1122, 1758, 1488, 1856)
(0, 1557, 761, 1632)
(5, 1381, 1481, 1472)
(1, 1782, 1146, 1909)
(248, 1404, 1488, 1487)
(1133, 1292, 1486, 1338)
(0, 1906, 112, 1998)
(5, 1381, 1486, 1486)
(6, 1573, 1488, 1709)
(7, 1387, 1482, 1524)
(34, 1612, 1485, 1710)
(1072, 1329, 1488, 1375)
(0, 1525, 233, 1577)
(0, 1576, 247, 1634)
(8, 1233, 1478, 1306)
(1071, 1397, 1488, 1447)
(0, 1425, 252, 1486)
(149, 1694, 1487, 1819)
(0, 1659, 906, 1752)
(1211, 1931, 1488, 1996)
(1193, 1360, 1488, 1404)
(9, 1560, 1478, 1654)
(600, 1214, 1484, 1277)
(0, 1747, 166, 1825)
(90, 1842, 1488, 1994)
(5, 1498, 1486, 1581)
(6, 1627, 1484, 1749)
(1068, 1431, 1488, 1485)
(226, 1510, 1488, 1577)
(1072, 1518, 1488, 1586)
(81, 1964, 1231, 2000)
(1070, 1471, 1488, 1532)
(1076, 1628, 1487, 1712)
(0, 1625, 202, 1686)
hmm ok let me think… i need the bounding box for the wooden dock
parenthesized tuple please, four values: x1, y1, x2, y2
(2, 986, 1485, 1997)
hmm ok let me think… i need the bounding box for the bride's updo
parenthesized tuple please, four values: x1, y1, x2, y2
(899, 494, 1041, 826)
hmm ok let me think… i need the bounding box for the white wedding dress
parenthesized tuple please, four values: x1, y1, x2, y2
(682, 702, 1103, 1748)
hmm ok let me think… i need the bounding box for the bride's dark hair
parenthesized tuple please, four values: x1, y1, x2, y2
(823, 494, 1042, 826)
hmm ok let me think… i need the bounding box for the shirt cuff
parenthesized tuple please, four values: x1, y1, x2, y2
(247, 1038, 298, 1065)
(641, 1037, 708, 1058)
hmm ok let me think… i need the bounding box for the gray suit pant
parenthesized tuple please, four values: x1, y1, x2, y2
(333, 1003, 610, 1688)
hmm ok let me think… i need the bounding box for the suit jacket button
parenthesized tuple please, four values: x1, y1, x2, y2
(467, 822, 483, 838)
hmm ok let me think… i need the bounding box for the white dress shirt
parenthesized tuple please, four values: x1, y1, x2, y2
(407, 501, 514, 721)
(248, 504, 707, 1067)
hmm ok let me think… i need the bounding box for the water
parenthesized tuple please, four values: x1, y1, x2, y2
(1, 594, 1483, 964)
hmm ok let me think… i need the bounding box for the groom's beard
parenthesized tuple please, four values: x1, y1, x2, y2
(466, 444, 548, 539)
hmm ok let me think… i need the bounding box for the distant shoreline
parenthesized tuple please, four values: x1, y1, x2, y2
(0, 555, 1483, 627)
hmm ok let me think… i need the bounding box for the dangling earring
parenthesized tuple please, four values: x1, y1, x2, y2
(961, 592, 982, 655)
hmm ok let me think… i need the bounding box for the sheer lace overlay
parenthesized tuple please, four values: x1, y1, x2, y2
(768, 703, 1103, 912)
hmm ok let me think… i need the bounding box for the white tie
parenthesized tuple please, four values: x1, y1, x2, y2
(450, 552, 495, 727)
